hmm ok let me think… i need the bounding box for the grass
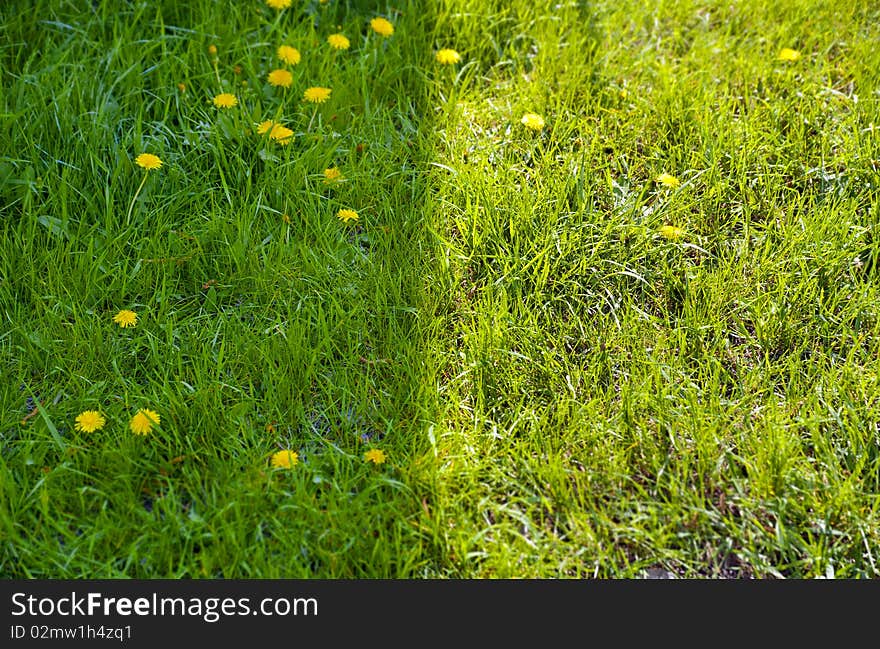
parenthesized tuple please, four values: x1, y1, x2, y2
(1, 0, 879, 578)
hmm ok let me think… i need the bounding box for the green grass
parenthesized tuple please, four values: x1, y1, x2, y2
(2, 0, 879, 578)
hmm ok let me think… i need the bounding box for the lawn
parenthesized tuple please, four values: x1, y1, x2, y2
(1, 0, 879, 578)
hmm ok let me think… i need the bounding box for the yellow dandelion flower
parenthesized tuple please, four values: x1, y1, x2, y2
(135, 153, 162, 170)
(778, 47, 801, 62)
(128, 155, 162, 223)
(520, 113, 545, 131)
(273, 130, 294, 144)
(328, 33, 350, 50)
(277, 45, 301, 65)
(256, 120, 294, 143)
(74, 411, 106, 433)
(177, 83, 186, 93)
(656, 172, 681, 188)
(208, 44, 218, 56)
(337, 208, 359, 223)
(323, 167, 343, 183)
(266, 0, 291, 9)
(256, 120, 276, 135)
(435, 48, 461, 65)
(212, 93, 237, 108)
(268, 68, 294, 88)
(113, 309, 138, 328)
(130, 409, 160, 435)
(658, 225, 685, 241)
(271, 450, 299, 469)
(370, 17, 394, 37)
(364, 448, 386, 464)
(303, 86, 331, 103)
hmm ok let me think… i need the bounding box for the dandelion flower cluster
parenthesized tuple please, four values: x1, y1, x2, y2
(135, 154, 162, 170)
(113, 309, 138, 328)
(435, 48, 461, 65)
(328, 34, 350, 50)
(266, 0, 291, 9)
(277, 45, 301, 65)
(130, 409, 160, 435)
(271, 450, 299, 469)
(303, 86, 332, 103)
(257, 120, 294, 145)
(658, 225, 685, 241)
(520, 113, 545, 131)
(337, 208, 359, 223)
(778, 47, 801, 62)
(370, 17, 394, 37)
(212, 93, 237, 108)
(364, 449, 386, 464)
(323, 167, 343, 183)
(75, 411, 106, 433)
(268, 68, 294, 88)
(656, 173, 681, 188)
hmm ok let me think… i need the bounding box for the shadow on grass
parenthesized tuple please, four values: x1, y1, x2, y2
(0, 0, 440, 578)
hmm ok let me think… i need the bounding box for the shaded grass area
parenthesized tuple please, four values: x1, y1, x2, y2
(1, 0, 435, 577)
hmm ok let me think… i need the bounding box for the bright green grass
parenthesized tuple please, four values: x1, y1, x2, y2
(2, 0, 879, 578)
